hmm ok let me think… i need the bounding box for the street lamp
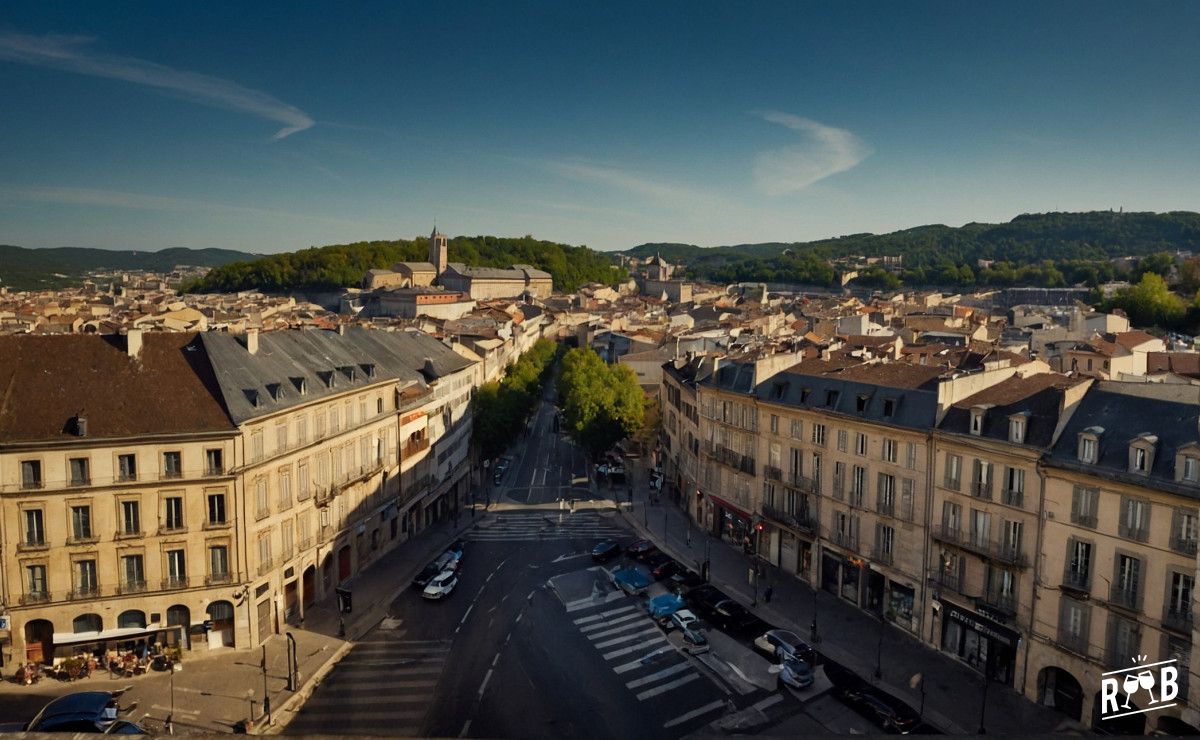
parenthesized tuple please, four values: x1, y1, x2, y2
(978, 653, 991, 734)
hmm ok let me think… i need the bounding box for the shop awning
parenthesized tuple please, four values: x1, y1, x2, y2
(53, 624, 183, 647)
(709, 495, 751, 521)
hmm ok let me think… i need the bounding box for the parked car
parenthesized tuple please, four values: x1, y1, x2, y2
(492, 457, 511, 484)
(412, 551, 458, 589)
(444, 539, 467, 564)
(651, 559, 683, 581)
(669, 609, 710, 654)
(683, 584, 723, 608)
(1, 691, 145, 734)
(836, 685, 920, 734)
(613, 565, 652, 595)
(641, 551, 671, 571)
(776, 656, 815, 689)
(626, 539, 657, 560)
(668, 569, 706, 594)
(591, 539, 621, 562)
(647, 593, 685, 619)
(422, 570, 460, 600)
(753, 629, 817, 666)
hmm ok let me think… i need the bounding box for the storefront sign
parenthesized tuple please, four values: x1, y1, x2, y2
(946, 605, 1018, 648)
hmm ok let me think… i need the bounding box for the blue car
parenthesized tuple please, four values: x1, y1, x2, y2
(613, 565, 652, 595)
(647, 593, 685, 618)
(591, 539, 621, 562)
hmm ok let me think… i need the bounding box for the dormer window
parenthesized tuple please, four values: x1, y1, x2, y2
(1009, 415, 1027, 444)
(244, 389, 260, 408)
(1129, 434, 1157, 475)
(970, 409, 985, 436)
(856, 394, 870, 413)
(291, 377, 307, 395)
(319, 371, 335, 389)
(800, 388, 811, 403)
(340, 365, 356, 381)
(826, 390, 840, 408)
(360, 363, 376, 379)
(266, 383, 283, 401)
(772, 382, 787, 400)
(1183, 456, 1199, 483)
(882, 398, 896, 418)
(1078, 426, 1103, 464)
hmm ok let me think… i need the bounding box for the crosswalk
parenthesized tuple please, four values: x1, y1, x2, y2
(568, 599, 729, 730)
(284, 626, 448, 736)
(465, 510, 626, 542)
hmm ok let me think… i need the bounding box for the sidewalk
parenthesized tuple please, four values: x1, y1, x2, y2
(617, 459, 1065, 736)
(0, 513, 477, 735)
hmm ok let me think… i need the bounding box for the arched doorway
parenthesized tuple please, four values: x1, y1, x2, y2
(24, 619, 54, 664)
(337, 545, 352, 583)
(1037, 666, 1083, 721)
(73, 613, 103, 634)
(206, 601, 235, 649)
(166, 605, 190, 650)
(1092, 691, 1145, 734)
(302, 565, 317, 608)
(117, 610, 146, 629)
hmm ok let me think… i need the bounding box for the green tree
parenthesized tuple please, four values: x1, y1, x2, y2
(558, 348, 645, 459)
(1105, 273, 1187, 329)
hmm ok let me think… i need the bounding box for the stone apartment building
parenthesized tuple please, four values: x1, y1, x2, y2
(0, 326, 479, 669)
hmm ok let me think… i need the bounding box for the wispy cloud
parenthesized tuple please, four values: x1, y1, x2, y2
(0, 31, 313, 139)
(752, 111, 871, 195)
(545, 160, 712, 207)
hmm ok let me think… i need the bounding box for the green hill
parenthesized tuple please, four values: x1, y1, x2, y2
(184, 235, 626, 295)
(0, 245, 259, 290)
(624, 211, 1200, 288)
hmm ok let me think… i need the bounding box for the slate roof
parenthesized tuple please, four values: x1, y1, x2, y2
(1047, 380, 1200, 496)
(444, 263, 527, 281)
(0, 333, 235, 442)
(200, 327, 472, 424)
(754, 362, 940, 431)
(939, 373, 1082, 449)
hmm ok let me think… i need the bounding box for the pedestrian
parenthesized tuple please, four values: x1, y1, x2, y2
(686, 529, 692, 547)
(764, 585, 774, 604)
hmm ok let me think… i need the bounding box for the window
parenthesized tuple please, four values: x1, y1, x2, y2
(1172, 508, 1199, 555)
(26, 564, 47, 596)
(1058, 597, 1090, 653)
(255, 478, 269, 518)
(209, 545, 230, 579)
(1119, 496, 1150, 541)
(1114, 553, 1142, 609)
(1066, 538, 1092, 588)
(24, 508, 45, 545)
(162, 451, 182, 479)
(118, 453, 137, 481)
(252, 430, 264, 461)
(163, 496, 184, 531)
(851, 465, 867, 506)
(882, 398, 895, 418)
(298, 462, 311, 501)
(258, 534, 272, 567)
(70, 504, 93, 541)
(1070, 485, 1099, 528)
(120, 500, 141, 535)
(942, 500, 962, 535)
(330, 407, 340, 434)
(297, 415, 309, 445)
(20, 460, 42, 489)
(944, 454, 961, 491)
(276, 422, 288, 452)
(972, 459, 992, 499)
(836, 430, 848, 452)
(985, 566, 1015, 607)
(770, 415, 779, 435)
(874, 523, 894, 562)
(279, 469, 293, 510)
(1079, 436, 1097, 464)
(121, 554, 145, 589)
(970, 410, 984, 435)
(970, 509, 990, 548)
(1004, 467, 1025, 507)
(883, 439, 897, 463)
(1108, 614, 1141, 668)
(1133, 446, 1148, 473)
(790, 419, 802, 439)
(282, 520, 295, 559)
(900, 478, 915, 520)
(1002, 520, 1023, 560)
(905, 442, 917, 469)
(856, 394, 869, 413)
(1169, 571, 1193, 616)
(811, 423, 826, 446)
(75, 559, 98, 595)
(69, 457, 90, 485)
(207, 492, 227, 525)
(166, 549, 187, 585)
(832, 461, 845, 499)
(876, 473, 896, 516)
(855, 433, 868, 456)
(1009, 417, 1026, 444)
(825, 390, 839, 407)
(205, 449, 224, 476)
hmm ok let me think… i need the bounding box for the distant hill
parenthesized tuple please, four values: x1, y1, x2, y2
(184, 235, 626, 295)
(624, 211, 1200, 288)
(0, 245, 259, 290)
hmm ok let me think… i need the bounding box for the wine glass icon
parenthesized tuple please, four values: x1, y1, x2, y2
(1121, 672, 1141, 709)
(1138, 669, 1158, 704)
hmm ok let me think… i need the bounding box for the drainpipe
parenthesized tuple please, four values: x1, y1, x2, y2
(237, 432, 250, 648)
(1024, 456, 1048, 699)
(920, 431, 935, 648)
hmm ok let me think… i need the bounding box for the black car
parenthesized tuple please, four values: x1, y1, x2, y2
(836, 685, 920, 734)
(669, 569, 706, 594)
(412, 551, 456, 589)
(641, 550, 671, 571)
(651, 559, 683, 581)
(591, 539, 621, 562)
(0, 691, 145, 734)
(627, 539, 658, 560)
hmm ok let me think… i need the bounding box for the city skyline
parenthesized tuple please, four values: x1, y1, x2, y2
(2, 2, 1199, 253)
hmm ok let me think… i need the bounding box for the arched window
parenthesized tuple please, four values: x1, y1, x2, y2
(73, 613, 103, 633)
(206, 600, 234, 621)
(117, 610, 146, 629)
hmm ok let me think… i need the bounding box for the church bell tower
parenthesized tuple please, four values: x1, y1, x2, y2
(429, 226, 448, 275)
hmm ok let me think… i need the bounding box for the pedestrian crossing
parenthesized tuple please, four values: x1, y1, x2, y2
(566, 599, 729, 731)
(465, 510, 626, 542)
(284, 628, 448, 736)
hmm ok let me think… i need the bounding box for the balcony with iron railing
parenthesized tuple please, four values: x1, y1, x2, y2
(1071, 511, 1098, 528)
(68, 586, 101, 601)
(20, 591, 51, 605)
(205, 573, 233, 586)
(933, 569, 966, 595)
(787, 472, 815, 492)
(1109, 583, 1142, 612)
(1002, 489, 1024, 509)
(761, 503, 815, 533)
(972, 481, 992, 500)
(1057, 630, 1090, 657)
(764, 466, 782, 482)
(117, 580, 147, 595)
(1118, 522, 1149, 543)
(1061, 567, 1091, 593)
(1164, 604, 1194, 634)
(161, 576, 189, 591)
(876, 499, 895, 517)
(932, 523, 1028, 566)
(832, 530, 859, 551)
(979, 588, 1017, 615)
(1171, 536, 1199, 556)
(872, 544, 894, 565)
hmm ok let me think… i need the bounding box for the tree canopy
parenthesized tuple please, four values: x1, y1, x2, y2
(557, 348, 646, 459)
(472, 339, 559, 460)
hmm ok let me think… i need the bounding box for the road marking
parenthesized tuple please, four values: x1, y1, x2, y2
(635, 672, 701, 700)
(336, 692, 435, 705)
(582, 612, 645, 635)
(459, 719, 472, 737)
(624, 661, 693, 689)
(663, 699, 727, 728)
(602, 636, 667, 661)
(515, 612, 523, 624)
(293, 708, 426, 721)
(593, 626, 662, 650)
(477, 668, 494, 696)
(752, 694, 783, 711)
(492, 653, 501, 667)
(151, 704, 199, 716)
(573, 604, 638, 625)
(551, 552, 590, 563)
(458, 604, 474, 628)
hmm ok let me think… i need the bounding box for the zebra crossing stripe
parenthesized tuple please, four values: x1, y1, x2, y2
(593, 627, 663, 650)
(663, 699, 728, 728)
(580, 612, 643, 634)
(635, 672, 701, 701)
(572, 604, 638, 625)
(586, 617, 653, 640)
(602, 636, 667, 661)
(624, 661, 692, 689)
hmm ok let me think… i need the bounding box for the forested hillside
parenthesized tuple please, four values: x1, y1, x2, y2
(183, 235, 625, 294)
(0, 245, 257, 290)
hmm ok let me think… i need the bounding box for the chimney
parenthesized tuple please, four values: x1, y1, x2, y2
(423, 357, 437, 379)
(246, 328, 259, 355)
(338, 323, 347, 336)
(126, 328, 143, 359)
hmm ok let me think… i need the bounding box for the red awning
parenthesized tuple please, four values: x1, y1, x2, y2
(708, 495, 751, 520)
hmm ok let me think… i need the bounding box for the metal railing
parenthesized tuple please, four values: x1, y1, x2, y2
(20, 592, 51, 605)
(68, 586, 101, 601)
(1109, 583, 1142, 612)
(872, 545, 894, 565)
(933, 524, 1028, 566)
(1164, 604, 1194, 634)
(972, 481, 992, 499)
(832, 530, 859, 551)
(161, 576, 189, 591)
(1057, 631, 1089, 657)
(117, 580, 147, 595)
(1062, 568, 1090, 592)
(1118, 523, 1149, 543)
(2, 467, 234, 493)
(1002, 489, 1024, 508)
(979, 589, 1016, 614)
(761, 503, 815, 533)
(1170, 536, 1198, 556)
(1071, 511, 1097, 528)
(788, 472, 815, 492)
(764, 466, 782, 481)
(205, 573, 233, 586)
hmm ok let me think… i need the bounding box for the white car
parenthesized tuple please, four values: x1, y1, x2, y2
(422, 570, 459, 600)
(669, 610, 710, 654)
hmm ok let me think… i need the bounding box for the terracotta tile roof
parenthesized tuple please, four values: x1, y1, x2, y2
(1147, 352, 1200, 378)
(0, 333, 235, 443)
(1111, 329, 1160, 350)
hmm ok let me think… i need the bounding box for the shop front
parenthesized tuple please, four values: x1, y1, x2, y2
(940, 601, 1019, 686)
(887, 582, 916, 632)
(821, 548, 866, 603)
(710, 496, 752, 549)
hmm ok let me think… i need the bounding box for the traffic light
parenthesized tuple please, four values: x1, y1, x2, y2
(755, 522, 764, 532)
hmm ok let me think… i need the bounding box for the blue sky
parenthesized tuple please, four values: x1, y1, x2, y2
(1, 2, 1198, 253)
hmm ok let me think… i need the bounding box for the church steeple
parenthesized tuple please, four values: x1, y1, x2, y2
(429, 225, 448, 275)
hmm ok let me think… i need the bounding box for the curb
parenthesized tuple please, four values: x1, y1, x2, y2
(258, 641, 354, 736)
